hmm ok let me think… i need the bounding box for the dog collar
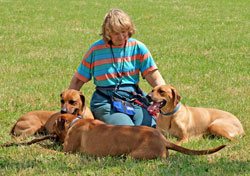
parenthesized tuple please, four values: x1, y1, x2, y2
(69, 116, 83, 129)
(160, 102, 181, 116)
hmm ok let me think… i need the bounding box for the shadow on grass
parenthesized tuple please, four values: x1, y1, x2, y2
(1, 144, 249, 175)
(1, 135, 249, 175)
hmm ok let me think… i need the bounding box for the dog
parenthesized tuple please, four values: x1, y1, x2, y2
(10, 111, 59, 140)
(146, 85, 244, 144)
(53, 114, 225, 160)
(10, 89, 94, 140)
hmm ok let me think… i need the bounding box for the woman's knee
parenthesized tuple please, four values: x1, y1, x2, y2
(107, 113, 135, 125)
(95, 111, 135, 126)
(133, 107, 156, 127)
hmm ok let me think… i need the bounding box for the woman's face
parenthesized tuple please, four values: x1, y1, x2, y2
(110, 30, 128, 46)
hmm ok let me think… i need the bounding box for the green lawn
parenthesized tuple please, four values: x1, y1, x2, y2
(0, 0, 249, 175)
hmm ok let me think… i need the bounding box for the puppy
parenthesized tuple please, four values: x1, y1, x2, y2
(10, 89, 94, 140)
(147, 85, 244, 144)
(53, 114, 225, 160)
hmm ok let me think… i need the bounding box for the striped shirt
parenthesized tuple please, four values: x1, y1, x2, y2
(75, 38, 157, 87)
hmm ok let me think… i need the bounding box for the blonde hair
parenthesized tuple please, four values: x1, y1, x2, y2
(101, 8, 135, 44)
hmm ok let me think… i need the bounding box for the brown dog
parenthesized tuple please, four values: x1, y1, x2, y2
(53, 114, 225, 160)
(147, 85, 244, 144)
(10, 89, 94, 140)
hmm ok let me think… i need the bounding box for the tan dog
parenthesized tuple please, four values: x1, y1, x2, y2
(53, 114, 225, 160)
(147, 85, 244, 144)
(10, 89, 94, 140)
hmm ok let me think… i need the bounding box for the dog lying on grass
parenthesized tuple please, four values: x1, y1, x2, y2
(147, 85, 244, 144)
(53, 114, 226, 160)
(10, 89, 94, 140)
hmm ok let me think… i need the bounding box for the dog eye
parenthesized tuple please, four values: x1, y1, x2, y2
(69, 100, 76, 105)
(158, 89, 165, 94)
(61, 100, 65, 104)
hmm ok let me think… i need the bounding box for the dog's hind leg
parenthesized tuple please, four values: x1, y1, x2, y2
(12, 127, 43, 141)
(207, 123, 237, 142)
(129, 145, 168, 160)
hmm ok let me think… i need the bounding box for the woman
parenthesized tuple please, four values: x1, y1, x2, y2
(69, 8, 165, 127)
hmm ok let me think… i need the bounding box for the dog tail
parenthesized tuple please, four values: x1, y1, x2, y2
(166, 141, 226, 155)
(1, 134, 57, 147)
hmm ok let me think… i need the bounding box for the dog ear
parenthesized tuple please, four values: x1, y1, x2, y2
(79, 92, 85, 106)
(60, 92, 64, 99)
(57, 117, 65, 131)
(171, 87, 181, 106)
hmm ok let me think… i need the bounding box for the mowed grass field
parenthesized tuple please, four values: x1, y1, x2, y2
(0, 0, 249, 175)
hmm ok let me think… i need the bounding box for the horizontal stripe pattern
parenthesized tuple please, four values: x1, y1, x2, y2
(75, 38, 157, 86)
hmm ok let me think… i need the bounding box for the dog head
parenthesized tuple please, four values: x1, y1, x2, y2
(146, 85, 181, 114)
(60, 89, 86, 116)
(53, 114, 77, 142)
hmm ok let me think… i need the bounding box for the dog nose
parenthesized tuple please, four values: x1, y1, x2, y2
(61, 108, 67, 114)
(146, 94, 152, 102)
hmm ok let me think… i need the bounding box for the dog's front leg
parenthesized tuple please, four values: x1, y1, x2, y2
(62, 131, 82, 153)
(175, 126, 189, 145)
(176, 136, 188, 145)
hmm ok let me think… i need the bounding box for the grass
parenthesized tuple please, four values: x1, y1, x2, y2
(0, 0, 249, 175)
